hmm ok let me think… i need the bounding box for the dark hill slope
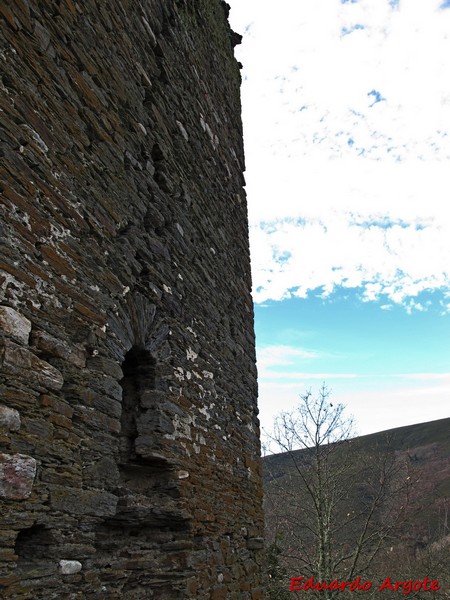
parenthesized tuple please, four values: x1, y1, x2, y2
(263, 416, 450, 591)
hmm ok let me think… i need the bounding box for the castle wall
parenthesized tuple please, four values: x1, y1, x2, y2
(0, 1, 264, 597)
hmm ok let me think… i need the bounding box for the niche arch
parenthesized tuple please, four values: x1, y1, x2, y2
(101, 293, 191, 528)
(119, 345, 156, 465)
(106, 292, 175, 468)
(94, 342, 190, 583)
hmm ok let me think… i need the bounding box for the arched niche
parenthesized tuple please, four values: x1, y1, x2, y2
(119, 345, 156, 465)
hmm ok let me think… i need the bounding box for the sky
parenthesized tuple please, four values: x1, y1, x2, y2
(227, 0, 450, 443)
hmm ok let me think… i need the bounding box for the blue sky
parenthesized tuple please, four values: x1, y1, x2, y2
(227, 0, 450, 440)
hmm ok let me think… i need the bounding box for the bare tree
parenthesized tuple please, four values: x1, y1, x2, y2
(264, 384, 411, 599)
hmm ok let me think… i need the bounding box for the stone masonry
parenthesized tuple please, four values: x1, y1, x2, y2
(0, 1, 264, 597)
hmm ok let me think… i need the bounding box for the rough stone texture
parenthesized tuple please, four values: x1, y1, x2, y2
(0, 307, 31, 346)
(1, 340, 64, 391)
(0, 406, 21, 432)
(0, 0, 264, 598)
(0, 454, 37, 500)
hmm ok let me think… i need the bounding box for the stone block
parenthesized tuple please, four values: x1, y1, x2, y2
(0, 339, 64, 391)
(0, 306, 31, 345)
(246, 538, 264, 551)
(87, 356, 123, 379)
(211, 585, 228, 600)
(0, 453, 37, 500)
(0, 405, 21, 431)
(31, 330, 86, 368)
(73, 405, 121, 433)
(83, 457, 120, 488)
(59, 560, 82, 574)
(50, 485, 118, 517)
(39, 395, 74, 419)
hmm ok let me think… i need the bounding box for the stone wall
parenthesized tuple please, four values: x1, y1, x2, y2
(0, 1, 264, 597)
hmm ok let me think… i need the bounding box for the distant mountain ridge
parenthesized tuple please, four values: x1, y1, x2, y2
(264, 416, 450, 523)
(264, 416, 450, 459)
(263, 416, 450, 594)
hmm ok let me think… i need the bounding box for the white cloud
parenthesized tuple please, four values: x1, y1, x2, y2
(231, 0, 450, 161)
(228, 0, 450, 309)
(257, 345, 320, 380)
(395, 372, 450, 381)
(258, 344, 319, 368)
(250, 210, 450, 304)
(257, 344, 357, 381)
(227, 0, 450, 442)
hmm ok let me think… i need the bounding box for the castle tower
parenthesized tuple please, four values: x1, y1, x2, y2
(0, 1, 264, 597)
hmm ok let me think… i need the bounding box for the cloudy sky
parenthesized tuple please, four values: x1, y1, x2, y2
(227, 0, 450, 442)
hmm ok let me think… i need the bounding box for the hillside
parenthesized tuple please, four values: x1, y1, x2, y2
(264, 416, 450, 474)
(263, 417, 450, 597)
